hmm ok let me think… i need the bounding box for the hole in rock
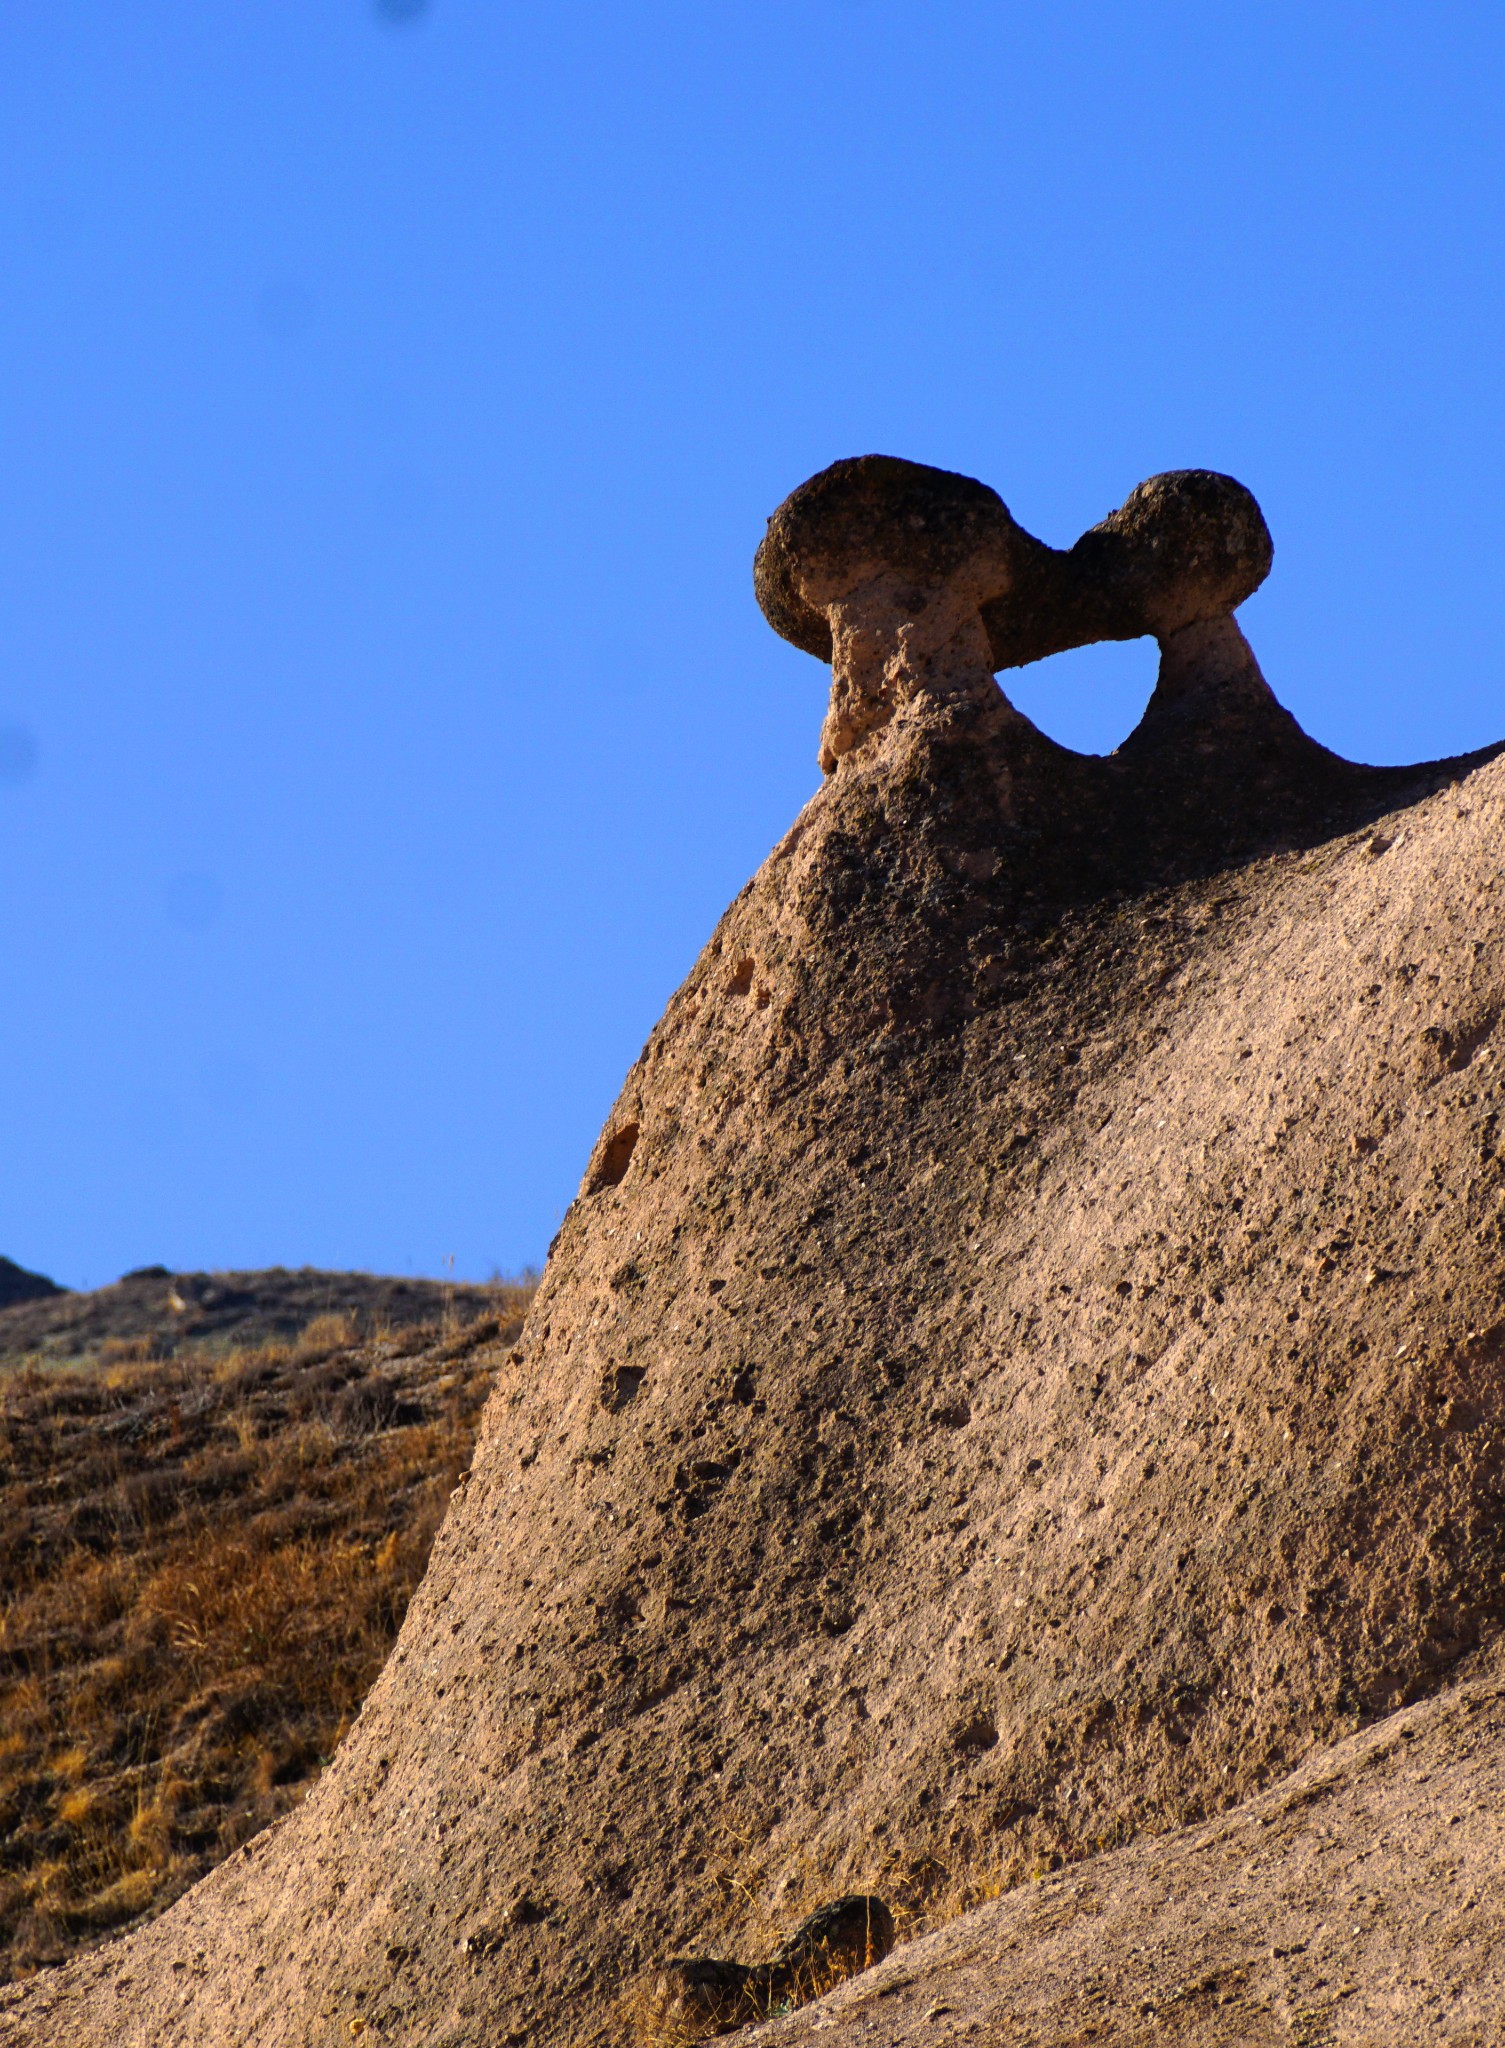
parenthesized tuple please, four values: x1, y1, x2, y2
(591, 1121, 640, 1191)
(928, 1397, 972, 1429)
(1001, 636, 1158, 757)
(728, 958, 754, 996)
(952, 1714, 998, 1757)
(601, 1365, 646, 1412)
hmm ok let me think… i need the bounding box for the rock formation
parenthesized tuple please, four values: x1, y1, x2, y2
(6, 456, 1505, 2048)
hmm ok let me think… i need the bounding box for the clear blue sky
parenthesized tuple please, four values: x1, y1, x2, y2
(1, 4, 1501, 1289)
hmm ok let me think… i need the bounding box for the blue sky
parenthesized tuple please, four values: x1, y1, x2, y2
(1, 4, 1502, 1288)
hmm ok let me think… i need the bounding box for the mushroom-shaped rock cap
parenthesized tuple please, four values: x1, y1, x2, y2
(979, 468, 1273, 670)
(759, 459, 1274, 676)
(1078, 469, 1273, 637)
(755, 454, 1041, 663)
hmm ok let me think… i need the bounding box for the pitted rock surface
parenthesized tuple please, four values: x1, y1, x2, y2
(749, 1661, 1505, 2046)
(8, 458, 1505, 2048)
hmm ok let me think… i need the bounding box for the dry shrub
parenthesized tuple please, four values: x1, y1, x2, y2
(0, 1284, 531, 1982)
(295, 1311, 356, 1359)
(98, 1336, 156, 1369)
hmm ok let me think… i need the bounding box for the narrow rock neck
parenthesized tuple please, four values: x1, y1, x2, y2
(1155, 614, 1274, 707)
(819, 574, 1006, 775)
(1118, 613, 1319, 760)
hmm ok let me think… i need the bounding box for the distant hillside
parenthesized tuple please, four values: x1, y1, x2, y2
(0, 1265, 508, 1365)
(0, 1258, 63, 1312)
(0, 1274, 534, 1983)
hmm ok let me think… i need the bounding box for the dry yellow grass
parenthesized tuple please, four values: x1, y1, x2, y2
(0, 1285, 531, 1981)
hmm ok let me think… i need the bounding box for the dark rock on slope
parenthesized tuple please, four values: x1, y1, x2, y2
(7, 456, 1505, 2047)
(0, 1256, 63, 1311)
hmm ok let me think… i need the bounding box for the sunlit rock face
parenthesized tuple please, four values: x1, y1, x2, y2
(8, 457, 1505, 2048)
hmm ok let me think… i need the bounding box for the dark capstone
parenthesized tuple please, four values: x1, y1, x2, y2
(754, 455, 1038, 663)
(754, 454, 1271, 673)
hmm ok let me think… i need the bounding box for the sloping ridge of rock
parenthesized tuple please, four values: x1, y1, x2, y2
(7, 455, 1505, 2048)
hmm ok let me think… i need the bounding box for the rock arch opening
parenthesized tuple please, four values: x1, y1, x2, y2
(1000, 634, 1159, 757)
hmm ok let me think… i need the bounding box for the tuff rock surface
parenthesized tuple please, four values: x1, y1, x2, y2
(752, 1652, 1505, 2046)
(7, 457, 1505, 2047)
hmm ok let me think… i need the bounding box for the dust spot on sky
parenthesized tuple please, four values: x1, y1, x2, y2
(256, 281, 314, 339)
(165, 872, 223, 931)
(373, 0, 430, 24)
(376, 462, 431, 525)
(0, 725, 38, 787)
(202, 1056, 262, 1110)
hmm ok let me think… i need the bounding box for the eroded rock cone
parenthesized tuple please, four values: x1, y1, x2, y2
(9, 458, 1505, 2048)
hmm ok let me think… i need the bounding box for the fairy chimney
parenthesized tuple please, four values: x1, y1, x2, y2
(7, 458, 1505, 2048)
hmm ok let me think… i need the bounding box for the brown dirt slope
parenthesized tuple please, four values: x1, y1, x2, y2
(6, 458, 1505, 2046)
